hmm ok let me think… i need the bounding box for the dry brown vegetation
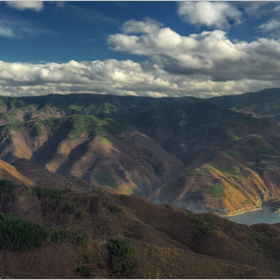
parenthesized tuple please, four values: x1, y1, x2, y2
(0, 166, 278, 278)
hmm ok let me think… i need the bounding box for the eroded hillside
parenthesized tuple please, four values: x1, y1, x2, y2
(0, 93, 280, 214)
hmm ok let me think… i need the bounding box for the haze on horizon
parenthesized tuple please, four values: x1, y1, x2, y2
(1, 1, 280, 98)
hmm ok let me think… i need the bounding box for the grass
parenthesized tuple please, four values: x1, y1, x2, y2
(256, 148, 280, 156)
(29, 123, 43, 137)
(67, 115, 125, 140)
(210, 185, 225, 198)
(209, 163, 240, 176)
(2, 122, 23, 133)
(228, 150, 240, 159)
(241, 199, 251, 205)
(189, 167, 206, 176)
(229, 128, 239, 141)
(94, 171, 117, 189)
(98, 137, 112, 145)
(209, 163, 244, 179)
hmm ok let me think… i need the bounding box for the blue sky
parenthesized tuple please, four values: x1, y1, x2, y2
(1, 1, 280, 98)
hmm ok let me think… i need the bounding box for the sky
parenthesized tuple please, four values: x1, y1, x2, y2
(1, 1, 280, 98)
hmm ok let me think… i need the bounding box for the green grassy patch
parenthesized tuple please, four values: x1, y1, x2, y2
(229, 128, 239, 141)
(27, 122, 43, 137)
(241, 199, 251, 205)
(210, 185, 225, 198)
(189, 167, 206, 176)
(248, 137, 263, 145)
(1, 122, 23, 134)
(256, 147, 280, 156)
(67, 115, 125, 140)
(209, 163, 240, 175)
(228, 150, 240, 159)
(94, 171, 117, 189)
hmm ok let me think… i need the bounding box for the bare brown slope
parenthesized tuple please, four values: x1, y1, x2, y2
(12, 158, 90, 190)
(0, 159, 33, 186)
(0, 123, 184, 195)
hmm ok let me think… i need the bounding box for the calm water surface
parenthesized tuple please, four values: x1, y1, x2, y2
(226, 206, 280, 225)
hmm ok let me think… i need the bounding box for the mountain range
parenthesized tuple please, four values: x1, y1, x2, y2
(0, 89, 280, 215)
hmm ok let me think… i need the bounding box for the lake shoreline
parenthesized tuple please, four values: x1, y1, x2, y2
(220, 206, 263, 217)
(224, 205, 280, 225)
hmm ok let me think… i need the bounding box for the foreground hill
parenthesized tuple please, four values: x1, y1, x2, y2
(0, 175, 280, 278)
(1, 92, 280, 214)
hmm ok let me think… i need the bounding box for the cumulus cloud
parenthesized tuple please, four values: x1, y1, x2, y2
(178, 2, 241, 29)
(0, 20, 55, 38)
(0, 58, 279, 99)
(122, 17, 163, 34)
(108, 19, 280, 83)
(5, 1, 44, 12)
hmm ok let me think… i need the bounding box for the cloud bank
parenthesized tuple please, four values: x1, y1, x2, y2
(2, 14, 280, 98)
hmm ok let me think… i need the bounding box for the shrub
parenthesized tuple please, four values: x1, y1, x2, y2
(63, 203, 76, 214)
(191, 215, 217, 233)
(107, 238, 138, 275)
(107, 204, 122, 214)
(76, 211, 85, 220)
(75, 265, 91, 277)
(83, 254, 91, 263)
(34, 187, 70, 202)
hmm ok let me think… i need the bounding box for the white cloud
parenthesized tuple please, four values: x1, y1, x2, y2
(259, 19, 280, 32)
(178, 2, 241, 29)
(0, 20, 55, 38)
(122, 17, 163, 34)
(108, 19, 280, 83)
(5, 1, 44, 12)
(0, 58, 279, 99)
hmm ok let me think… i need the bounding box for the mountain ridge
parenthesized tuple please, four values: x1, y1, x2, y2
(0, 89, 280, 214)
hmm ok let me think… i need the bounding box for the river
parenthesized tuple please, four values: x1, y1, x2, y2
(225, 206, 280, 225)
